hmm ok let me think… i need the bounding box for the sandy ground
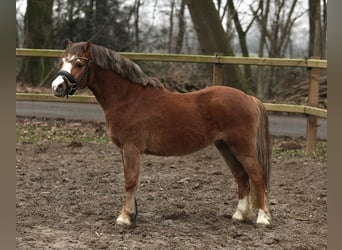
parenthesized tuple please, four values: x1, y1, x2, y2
(16, 118, 327, 249)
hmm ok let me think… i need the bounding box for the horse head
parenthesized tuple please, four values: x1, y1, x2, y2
(51, 40, 93, 98)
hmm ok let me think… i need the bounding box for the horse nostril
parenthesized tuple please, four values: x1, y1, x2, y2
(54, 84, 65, 96)
(57, 84, 63, 92)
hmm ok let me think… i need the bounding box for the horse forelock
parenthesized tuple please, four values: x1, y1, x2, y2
(64, 42, 164, 89)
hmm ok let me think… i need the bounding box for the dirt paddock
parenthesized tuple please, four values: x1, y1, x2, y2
(16, 118, 327, 249)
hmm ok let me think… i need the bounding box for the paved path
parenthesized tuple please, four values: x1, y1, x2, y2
(16, 101, 327, 139)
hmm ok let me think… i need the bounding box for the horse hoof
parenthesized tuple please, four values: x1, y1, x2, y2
(116, 198, 138, 228)
(256, 209, 271, 225)
(116, 211, 137, 228)
(116, 215, 131, 226)
(232, 210, 252, 222)
(232, 210, 244, 221)
(116, 215, 136, 228)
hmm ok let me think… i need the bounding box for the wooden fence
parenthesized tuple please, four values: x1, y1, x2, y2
(16, 49, 327, 154)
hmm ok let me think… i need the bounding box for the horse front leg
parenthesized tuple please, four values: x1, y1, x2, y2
(116, 144, 141, 228)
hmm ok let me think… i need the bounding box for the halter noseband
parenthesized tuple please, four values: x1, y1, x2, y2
(57, 57, 93, 98)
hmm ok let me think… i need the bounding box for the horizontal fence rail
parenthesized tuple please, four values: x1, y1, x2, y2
(16, 93, 327, 119)
(16, 48, 327, 68)
(16, 48, 327, 153)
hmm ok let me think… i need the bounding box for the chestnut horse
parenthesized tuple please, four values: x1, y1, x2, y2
(51, 41, 272, 227)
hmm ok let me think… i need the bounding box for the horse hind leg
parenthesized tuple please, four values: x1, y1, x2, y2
(231, 144, 272, 225)
(215, 140, 253, 222)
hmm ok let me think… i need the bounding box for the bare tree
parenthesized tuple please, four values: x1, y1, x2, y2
(269, 0, 302, 58)
(185, 0, 244, 90)
(227, 0, 259, 84)
(322, 0, 327, 59)
(225, 2, 234, 45)
(139, 0, 159, 52)
(133, 0, 141, 51)
(16, 0, 25, 47)
(168, 0, 175, 53)
(18, 0, 54, 85)
(84, 0, 95, 41)
(253, 0, 271, 98)
(252, 0, 304, 98)
(175, 0, 186, 54)
(309, 0, 325, 58)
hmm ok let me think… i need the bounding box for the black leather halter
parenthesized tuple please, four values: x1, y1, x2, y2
(56, 57, 93, 98)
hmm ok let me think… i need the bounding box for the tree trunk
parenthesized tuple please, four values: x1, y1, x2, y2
(95, 0, 109, 46)
(185, 0, 243, 90)
(134, 0, 141, 51)
(256, 0, 270, 98)
(227, 0, 253, 85)
(313, 0, 321, 57)
(168, 0, 175, 53)
(67, 0, 76, 40)
(322, 0, 327, 59)
(175, 0, 186, 54)
(85, 0, 95, 40)
(19, 0, 54, 85)
(309, 0, 321, 58)
(255, 0, 298, 99)
(225, 2, 234, 47)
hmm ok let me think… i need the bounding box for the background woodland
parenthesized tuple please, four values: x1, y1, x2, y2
(16, 0, 327, 101)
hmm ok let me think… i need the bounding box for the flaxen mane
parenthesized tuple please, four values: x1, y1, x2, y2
(64, 42, 164, 89)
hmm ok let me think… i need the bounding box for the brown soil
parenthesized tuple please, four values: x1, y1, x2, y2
(16, 118, 327, 249)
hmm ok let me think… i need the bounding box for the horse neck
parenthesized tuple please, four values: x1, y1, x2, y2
(88, 68, 147, 111)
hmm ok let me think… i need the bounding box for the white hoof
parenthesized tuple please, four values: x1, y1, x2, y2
(256, 209, 271, 225)
(232, 210, 244, 221)
(116, 214, 132, 227)
(232, 197, 252, 222)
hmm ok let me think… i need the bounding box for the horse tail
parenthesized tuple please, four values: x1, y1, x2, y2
(252, 96, 272, 192)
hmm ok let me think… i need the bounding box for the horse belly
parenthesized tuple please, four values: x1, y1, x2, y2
(145, 121, 219, 156)
(143, 95, 227, 156)
(146, 136, 210, 156)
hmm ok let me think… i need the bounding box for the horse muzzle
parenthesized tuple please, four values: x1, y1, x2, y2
(51, 75, 68, 97)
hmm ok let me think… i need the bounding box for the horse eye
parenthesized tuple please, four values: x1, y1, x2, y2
(76, 62, 84, 68)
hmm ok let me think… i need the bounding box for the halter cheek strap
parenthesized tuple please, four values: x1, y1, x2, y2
(57, 59, 93, 98)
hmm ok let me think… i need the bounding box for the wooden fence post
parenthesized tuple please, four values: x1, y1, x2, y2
(212, 53, 223, 85)
(306, 56, 320, 155)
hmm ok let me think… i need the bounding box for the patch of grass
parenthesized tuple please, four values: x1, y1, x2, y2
(17, 118, 327, 163)
(312, 140, 327, 162)
(16, 118, 110, 145)
(273, 137, 327, 163)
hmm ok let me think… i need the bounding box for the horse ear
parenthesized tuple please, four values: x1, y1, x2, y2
(67, 39, 73, 48)
(83, 42, 91, 53)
